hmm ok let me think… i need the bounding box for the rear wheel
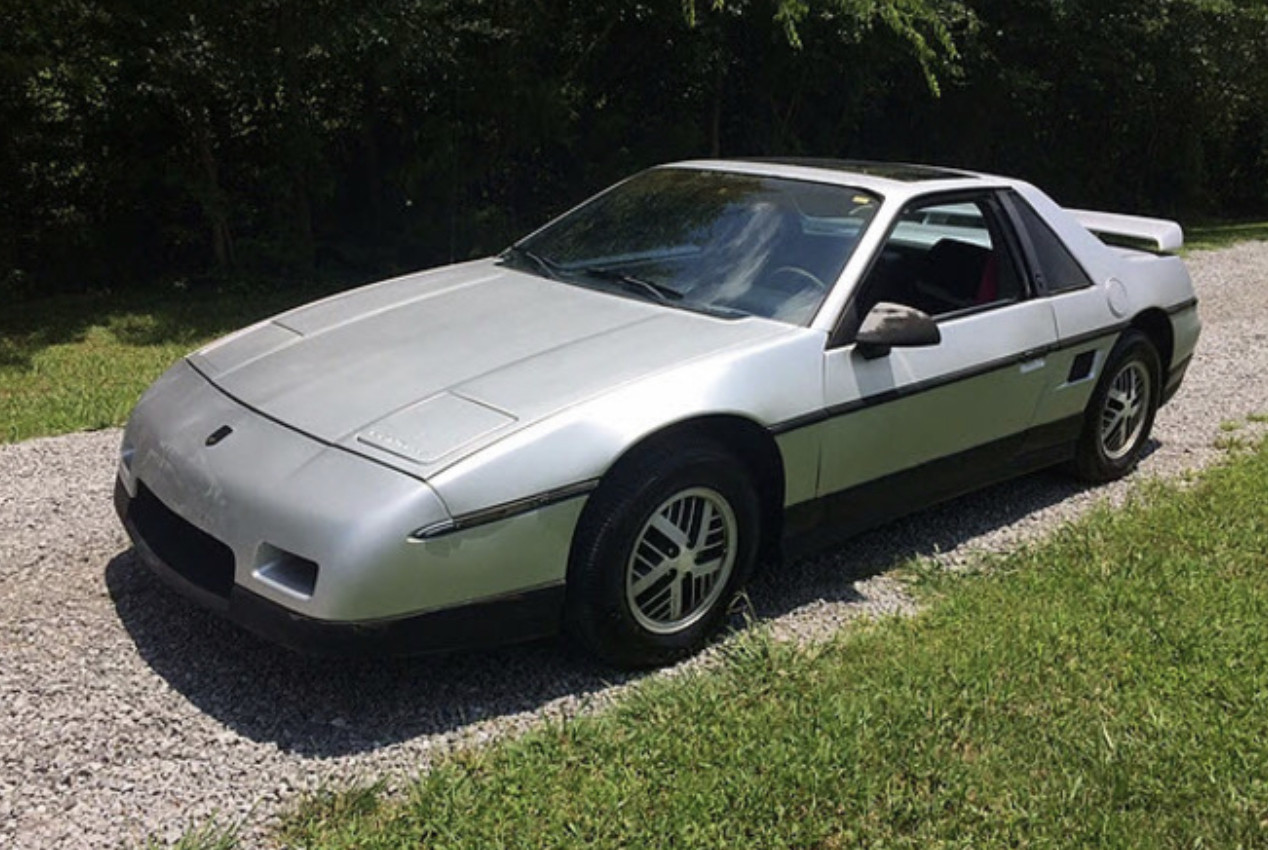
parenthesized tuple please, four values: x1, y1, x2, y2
(565, 440, 760, 668)
(1071, 330, 1161, 482)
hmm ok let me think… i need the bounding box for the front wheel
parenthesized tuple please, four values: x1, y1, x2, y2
(565, 440, 760, 668)
(1071, 330, 1161, 483)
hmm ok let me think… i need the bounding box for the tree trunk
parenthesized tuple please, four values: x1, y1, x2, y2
(710, 63, 724, 157)
(197, 127, 235, 269)
(292, 168, 315, 270)
(361, 75, 383, 233)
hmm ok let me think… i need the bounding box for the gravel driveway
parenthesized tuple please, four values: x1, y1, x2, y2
(3, 242, 1267, 848)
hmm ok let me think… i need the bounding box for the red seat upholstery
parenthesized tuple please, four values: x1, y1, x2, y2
(976, 253, 999, 304)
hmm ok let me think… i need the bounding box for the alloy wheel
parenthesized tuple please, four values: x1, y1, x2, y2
(1099, 360, 1152, 461)
(624, 487, 738, 635)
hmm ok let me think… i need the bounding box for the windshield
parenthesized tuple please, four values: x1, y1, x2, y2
(502, 168, 880, 324)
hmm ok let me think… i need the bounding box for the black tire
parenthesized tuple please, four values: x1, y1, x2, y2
(1071, 330, 1162, 483)
(565, 439, 760, 668)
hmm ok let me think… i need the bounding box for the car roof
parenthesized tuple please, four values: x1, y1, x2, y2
(665, 158, 1013, 200)
(743, 158, 976, 181)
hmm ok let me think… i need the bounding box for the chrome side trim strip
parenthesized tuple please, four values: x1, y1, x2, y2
(411, 479, 600, 540)
(1057, 323, 1129, 350)
(1166, 296, 1198, 315)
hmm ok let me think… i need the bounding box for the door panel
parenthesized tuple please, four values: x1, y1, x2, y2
(818, 299, 1059, 497)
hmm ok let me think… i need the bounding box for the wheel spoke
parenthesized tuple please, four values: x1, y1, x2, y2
(1106, 416, 1126, 450)
(646, 587, 673, 621)
(667, 574, 684, 620)
(631, 557, 675, 597)
(693, 555, 725, 580)
(650, 512, 689, 549)
(691, 500, 715, 549)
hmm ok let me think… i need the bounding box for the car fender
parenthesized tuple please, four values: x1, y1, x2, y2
(426, 329, 828, 520)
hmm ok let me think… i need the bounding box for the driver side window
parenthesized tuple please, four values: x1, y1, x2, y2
(857, 196, 1025, 320)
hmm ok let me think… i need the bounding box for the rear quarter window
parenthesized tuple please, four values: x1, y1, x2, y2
(1010, 195, 1094, 294)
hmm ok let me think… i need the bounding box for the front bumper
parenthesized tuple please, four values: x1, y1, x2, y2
(116, 477, 565, 655)
(113, 358, 584, 654)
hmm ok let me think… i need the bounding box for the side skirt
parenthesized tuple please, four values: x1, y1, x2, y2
(781, 415, 1083, 562)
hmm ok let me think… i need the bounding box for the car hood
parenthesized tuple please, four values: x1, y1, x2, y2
(189, 259, 790, 474)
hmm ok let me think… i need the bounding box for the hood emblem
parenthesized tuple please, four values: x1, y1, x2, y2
(205, 425, 234, 447)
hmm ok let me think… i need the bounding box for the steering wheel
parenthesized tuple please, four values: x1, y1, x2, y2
(767, 265, 829, 292)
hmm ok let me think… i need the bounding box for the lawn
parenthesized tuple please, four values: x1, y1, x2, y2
(1185, 220, 1268, 252)
(0, 283, 339, 443)
(264, 433, 1268, 849)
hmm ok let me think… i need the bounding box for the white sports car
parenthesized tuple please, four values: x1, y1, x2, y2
(115, 159, 1200, 666)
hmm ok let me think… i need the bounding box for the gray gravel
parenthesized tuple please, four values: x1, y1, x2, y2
(3, 242, 1267, 848)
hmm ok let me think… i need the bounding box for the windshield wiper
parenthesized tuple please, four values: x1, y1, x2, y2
(573, 266, 684, 302)
(502, 244, 559, 279)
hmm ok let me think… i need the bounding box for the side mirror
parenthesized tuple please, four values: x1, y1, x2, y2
(855, 302, 941, 360)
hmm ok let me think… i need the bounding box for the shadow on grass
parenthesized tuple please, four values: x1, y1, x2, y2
(1, 282, 347, 370)
(104, 444, 1140, 760)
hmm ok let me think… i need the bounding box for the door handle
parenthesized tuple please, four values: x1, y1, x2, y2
(1018, 346, 1049, 374)
(1019, 356, 1046, 374)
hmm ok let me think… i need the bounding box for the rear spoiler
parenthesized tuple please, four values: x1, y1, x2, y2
(1067, 209, 1184, 253)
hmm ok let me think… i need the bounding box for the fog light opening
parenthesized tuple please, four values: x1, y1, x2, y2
(253, 545, 319, 599)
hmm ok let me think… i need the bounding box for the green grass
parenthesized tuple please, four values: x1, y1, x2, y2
(269, 439, 1268, 849)
(1185, 220, 1268, 252)
(142, 818, 240, 850)
(0, 283, 339, 443)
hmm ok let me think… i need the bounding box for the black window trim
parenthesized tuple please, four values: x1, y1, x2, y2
(997, 190, 1096, 297)
(827, 188, 1035, 350)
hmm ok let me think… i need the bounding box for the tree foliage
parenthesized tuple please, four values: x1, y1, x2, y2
(2, 0, 1265, 300)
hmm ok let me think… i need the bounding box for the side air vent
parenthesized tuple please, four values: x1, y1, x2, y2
(1067, 350, 1096, 383)
(253, 546, 319, 599)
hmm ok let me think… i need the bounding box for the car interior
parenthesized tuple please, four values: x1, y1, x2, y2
(854, 199, 1025, 320)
